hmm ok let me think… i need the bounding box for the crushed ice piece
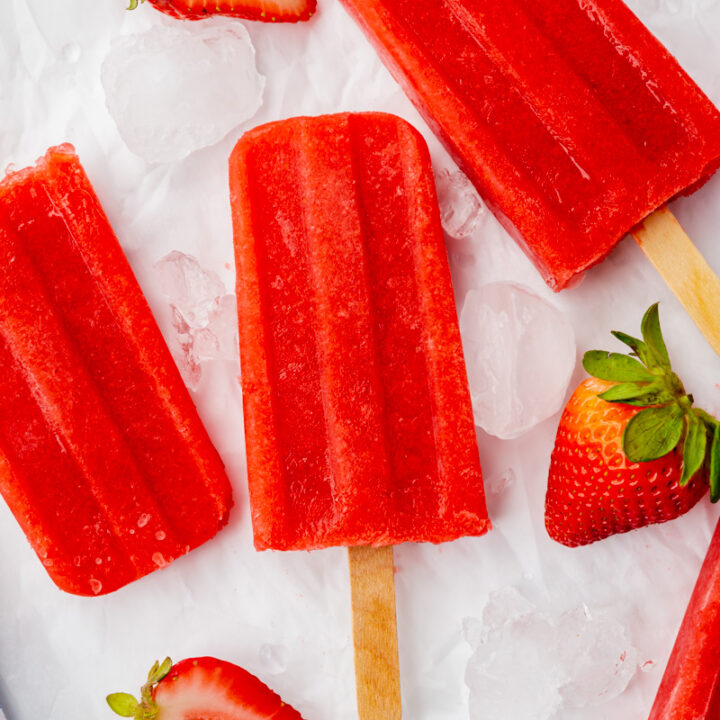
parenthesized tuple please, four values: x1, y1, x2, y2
(458, 283, 576, 439)
(435, 169, 485, 239)
(487, 468, 516, 496)
(465, 588, 639, 720)
(259, 644, 289, 675)
(155, 251, 238, 390)
(101, 22, 265, 163)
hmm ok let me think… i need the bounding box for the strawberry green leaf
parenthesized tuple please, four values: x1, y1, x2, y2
(147, 661, 159, 682)
(640, 303, 671, 371)
(598, 382, 674, 407)
(711, 424, 720, 503)
(106, 693, 138, 717)
(583, 351, 656, 383)
(156, 657, 172, 682)
(610, 331, 660, 370)
(623, 404, 684, 462)
(680, 414, 707, 486)
(127, 0, 145, 9)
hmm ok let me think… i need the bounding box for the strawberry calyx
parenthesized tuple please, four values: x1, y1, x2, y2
(127, 0, 145, 9)
(107, 657, 172, 719)
(582, 303, 720, 501)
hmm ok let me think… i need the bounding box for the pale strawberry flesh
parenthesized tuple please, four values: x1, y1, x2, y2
(147, 0, 315, 22)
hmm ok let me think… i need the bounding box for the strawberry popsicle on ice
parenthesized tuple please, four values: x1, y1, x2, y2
(230, 112, 488, 551)
(649, 515, 720, 719)
(339, 0, 720, 291)
(230, 112, 489, 718)
(0, 145, 232, 596)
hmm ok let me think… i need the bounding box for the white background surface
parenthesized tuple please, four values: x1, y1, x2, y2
(2, 0, 720, 718)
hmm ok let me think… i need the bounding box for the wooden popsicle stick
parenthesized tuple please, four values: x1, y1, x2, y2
(348, 545, 402, 720)
(632, 207, 720, 356)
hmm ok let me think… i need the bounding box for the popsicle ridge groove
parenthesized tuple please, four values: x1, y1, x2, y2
(0, 220, 183, 579)
(39, 170, 231, 534)
(296, 115, 400, 545)
(0, 332, 140, 591)
(237, 130, 335, 549)
(337, 115, 397, 535)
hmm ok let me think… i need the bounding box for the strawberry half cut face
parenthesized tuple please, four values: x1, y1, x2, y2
(143, 0, 316, 23)
(107, 657, 306, 720)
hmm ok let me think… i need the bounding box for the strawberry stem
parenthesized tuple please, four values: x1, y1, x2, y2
(107, 658, 173, 719)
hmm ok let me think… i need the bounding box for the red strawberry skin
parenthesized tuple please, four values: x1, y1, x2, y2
(153, 657, 306, 719)
(147, 0, 315, 22)
(545, 378, 707, 547)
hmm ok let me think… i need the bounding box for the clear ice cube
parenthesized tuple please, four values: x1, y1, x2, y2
(435, 168, 485, 240)
(465, 588, 639, 720)
(101, 21, 265, 164)
(155, 251, 238, 389)
(458, 283, 576, 439)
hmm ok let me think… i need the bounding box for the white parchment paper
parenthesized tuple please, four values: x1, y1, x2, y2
(1, 0, 720, 718)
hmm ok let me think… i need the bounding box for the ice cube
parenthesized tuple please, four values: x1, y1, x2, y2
(466, 612, 564, 720)
(458, 283, 576, 439)
(156, 250, 226, 327)
(556, 605, 639, 708)
(101, 21, 265, 163)
(155, 251, 238, 389)
(435, 168, 485, 240)
(465, 589, 638, 719)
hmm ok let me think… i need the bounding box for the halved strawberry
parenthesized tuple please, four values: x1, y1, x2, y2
(545, 303, 719, 547)
(107, 656, 306, 719)
(128, 0, 316, 23)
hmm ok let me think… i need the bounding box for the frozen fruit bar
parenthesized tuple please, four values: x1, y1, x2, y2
(230, 112, 489, 551)
(339, 0, 720, 289)
(649, 516, 720, 719)
(0, 145, 232, 596)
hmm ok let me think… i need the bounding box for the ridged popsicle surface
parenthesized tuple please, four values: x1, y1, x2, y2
(0, 146, 232, 596)
(649, 517, 720, 719)
(231, 113, 489, 551)
(339, 0, 720, 289)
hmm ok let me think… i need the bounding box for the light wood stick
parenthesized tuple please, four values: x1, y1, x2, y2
(348, 545, 402, 720)
(632, 207, 720, 356)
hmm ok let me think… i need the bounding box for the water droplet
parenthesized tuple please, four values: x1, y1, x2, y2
(95, 557, 103, 565)
(155, 530, 166, 541)
(137, 513, 151, 528)
(73, 556, 82, 567)
(61, 42, 81, 63)
(152, 552, 167, 568)
(89, 579, 103, 594)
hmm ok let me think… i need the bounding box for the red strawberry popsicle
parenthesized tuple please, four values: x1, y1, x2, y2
(230, 112, 489, 718)
(0, 146, 232, 596)
(649, 516, 720, 719)
(231, 112, 488, 551)
(339, 0, 720, 355)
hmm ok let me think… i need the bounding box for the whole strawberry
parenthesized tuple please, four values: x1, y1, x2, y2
(128, 0, 316, 23)
(545, 303, 720, 547)
(107, 656, 306, 719)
